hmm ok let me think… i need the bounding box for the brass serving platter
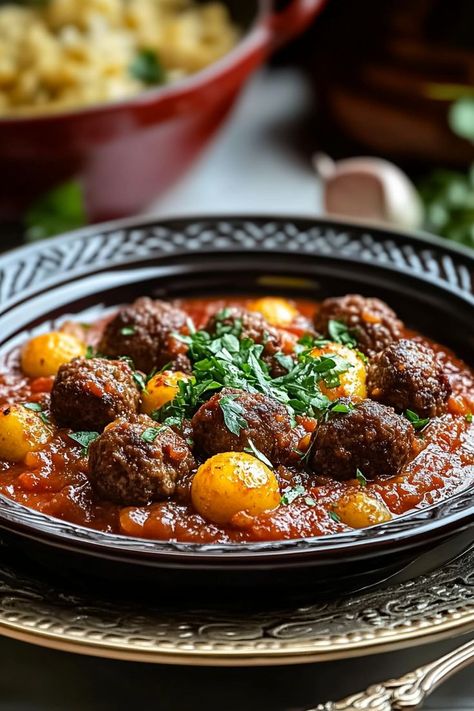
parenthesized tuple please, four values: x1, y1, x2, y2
(0, 543, 472, 666)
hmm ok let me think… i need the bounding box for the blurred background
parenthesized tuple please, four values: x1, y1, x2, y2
(0, 0, 473, 250)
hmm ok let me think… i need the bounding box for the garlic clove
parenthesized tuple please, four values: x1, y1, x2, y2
(314, 153, 424, 231)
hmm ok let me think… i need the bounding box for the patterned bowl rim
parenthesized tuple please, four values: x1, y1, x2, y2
(0, 214, 473, 561)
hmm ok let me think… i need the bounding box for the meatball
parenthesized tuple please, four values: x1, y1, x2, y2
(98, 297, 190, 374)
(314, 294, 403, 356)
(205, 306, 290, 376)
(88, 415, 196, 505)
(51, 357, 140, 431)
(367, 339, 451, 417)
(191, 387, 293, 464)
(310, 399, 414, 480)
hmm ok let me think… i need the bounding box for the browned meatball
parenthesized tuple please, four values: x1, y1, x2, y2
(310, 399, 414, 480)
(314, 294, 403, 356)
(51, 357, 140, 431)
(98, 297, 190, 374)
(205, 307, 290, 376)
(191, 387, 293, 463)
(367, 339, 451, 417)
(88, 415, 196, 505)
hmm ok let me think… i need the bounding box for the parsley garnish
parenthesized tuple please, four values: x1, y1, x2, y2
(356, 468, 367, 487)
(405, 409, 430, 431)
(85, 345, 96, 359)
(465, 413, 473, 423)
(120, 326, 136, 336)
(151, 320, 354, 428)
(23, 402, 50, 425)
(68, 431, 99, 455)
(329, 401, 354, 415)
(328, 509, 341, 523)
(328, 319, 358, 348)
(141, 426, 164, 443)
(281, 485, 305, 506)
(129, 49, 165, 85)
(132, 371, 147, 391)
(23, 402, 42, 412)
(219, 395, 248, 436)
(244, 438, 273, 468)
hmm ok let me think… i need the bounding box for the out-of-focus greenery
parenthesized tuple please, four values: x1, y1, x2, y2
(418, 96, 474, 247)
(24, 181, 86, 241)
(418, 166, 474, 247)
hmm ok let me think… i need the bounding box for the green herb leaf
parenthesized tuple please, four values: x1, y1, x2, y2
(244, 438, 273, 468)
(132, 371, 147, 391)
(23, 402, 42, 412)
(130, 49, 166, 85)
(85, 345, 96, 359)
(449, 98, 474, 144)
(23, 401, 50, 424)
(281, 485, 305, 506)
(120, 326, 136, 336)
(328, 509, 341, 523)
(219, 395, 248, 436)
(404, 409, 430, 431)
(465, 413, 473, 423)
(329, 401, 354, 415)
(68, 431, 99, 455)
(356, 468, 367, 487)
(141, 426, 164, 443)
(328, 320, 357, 348)
(25, 181, 87, 241)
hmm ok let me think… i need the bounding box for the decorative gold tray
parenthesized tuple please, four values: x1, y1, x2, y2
(0, 544, 473, 666)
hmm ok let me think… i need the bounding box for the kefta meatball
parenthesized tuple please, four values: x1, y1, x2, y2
(367, 339, 451, 417)
(314, 294, 403, 357)
(88, 415, 196, 505)
(205, 306, 290, 376)
(310, 399, 414, 480)
(98, 297, 190, 374)
(191, 387, 293, 464)
(51, 357, 140, 431)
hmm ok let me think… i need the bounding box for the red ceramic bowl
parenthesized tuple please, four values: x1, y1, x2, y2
(0, 0, 326, 223)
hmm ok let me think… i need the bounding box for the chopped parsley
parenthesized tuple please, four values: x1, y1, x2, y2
(281, 485, 305, 506)
(219, 395, 248, 436)
(328, 401, 354, 415)
(23, 402, 42, 412)
(244, 438, 273, 468)
(120, 326, 136, 336)
(141, 426, 164, 443)
(328, 319, 358, 348)
(356, 468, 367, 487)
(132, 371, 147, 391)
(23, 401, 50, 425)
(465, 413, 473, 423)
(68, 431, 99, 456)
(150, 317, 354, 428)
(405, 409, 430, 431)
(85, 345, 96, 359)
(281, 486, 316, 507)
(129, 49, 166, 85)
(328, 509, 341, 523)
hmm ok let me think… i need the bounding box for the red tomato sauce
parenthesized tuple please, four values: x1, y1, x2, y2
(0, 297, 473, 543)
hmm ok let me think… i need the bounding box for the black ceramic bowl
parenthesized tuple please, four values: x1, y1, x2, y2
(0, 216, 473, 602)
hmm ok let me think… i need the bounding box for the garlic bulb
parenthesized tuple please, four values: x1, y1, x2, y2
(314, 153, 423, 231)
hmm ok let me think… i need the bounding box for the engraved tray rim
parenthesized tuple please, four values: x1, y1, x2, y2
(0, 544, 472, 665)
